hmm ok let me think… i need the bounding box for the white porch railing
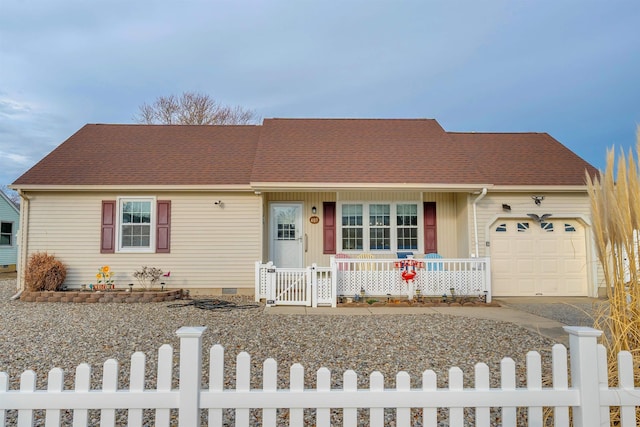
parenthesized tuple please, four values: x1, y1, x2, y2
(2, 326, 639, 427)
(332, 256, 491, 302)
(255, 257, 491, 307)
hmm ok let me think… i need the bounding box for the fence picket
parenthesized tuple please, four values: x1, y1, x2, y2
(316, 368, 331, 427)
(209, 344, 224, 427)
(262, 359, 277, 427)
(99, 360, 118, 427)
(154, 345, 173, 427)
(235, 352, 250, 427)
(343, 370, 358, 427)
(126, 352, 145, 427)
(44, 368, 63, 427)
(422, 370, 437, 425)
(72, 364, 90, 427)
(527, 351, 543, 427)
(500, 358, 516, 426)
(551, 344, 569, 427)
(0, 372, 6, 427)
(449, 367, 464, 427)
(396, 371, 411, 426)
(290, 364, 304, 426)
(370, 371, 384, 427)
(18, 370, 36, 427)
(597, 344, 609, 426)
(474, 363, 490, 427)
(617, 351, 635, 427)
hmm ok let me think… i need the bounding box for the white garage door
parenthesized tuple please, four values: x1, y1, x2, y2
(490, 218, 588, 296)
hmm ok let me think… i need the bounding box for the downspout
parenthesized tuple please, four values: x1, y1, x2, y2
(472, 188, 487, 257)
(12, 190, 31, 297)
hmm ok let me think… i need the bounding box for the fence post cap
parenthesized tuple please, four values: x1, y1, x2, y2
(176, 326, 207, 338)
(562, 326, 602, 337)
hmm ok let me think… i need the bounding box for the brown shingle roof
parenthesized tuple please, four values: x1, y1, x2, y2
(251, 118, 485, 184)
(12, 119, 598, 188)
(13, 124, 261, 186)
(446, 132, 599, 186)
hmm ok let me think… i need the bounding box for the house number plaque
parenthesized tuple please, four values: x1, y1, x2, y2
(309, 216, 320, 224)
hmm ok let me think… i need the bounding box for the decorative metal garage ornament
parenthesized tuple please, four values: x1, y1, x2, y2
(526, 213, 552, 223)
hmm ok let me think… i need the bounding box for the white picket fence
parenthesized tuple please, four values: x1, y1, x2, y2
(2, 326, 639, 427)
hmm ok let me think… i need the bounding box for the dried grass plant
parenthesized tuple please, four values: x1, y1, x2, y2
(586, 127, 640, 424)
(24, 252, 67, 291)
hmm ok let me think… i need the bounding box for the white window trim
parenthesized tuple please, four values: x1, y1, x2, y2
(116, 196, 156, 253)
(337, 201, 423, 254)
(0, 221, 13, 247)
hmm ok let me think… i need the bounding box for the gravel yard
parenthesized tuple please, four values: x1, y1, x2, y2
(0, 279, 568, 426)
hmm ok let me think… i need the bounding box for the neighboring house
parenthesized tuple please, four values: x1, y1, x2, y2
(10, 119, 601, 296)
(0, 190, 20, 272)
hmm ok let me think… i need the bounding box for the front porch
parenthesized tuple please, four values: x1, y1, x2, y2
(255, 256, 491, 307)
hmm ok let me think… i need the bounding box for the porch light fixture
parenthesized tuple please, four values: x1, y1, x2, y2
(311, 206, 317, 214)
(531, 195, 544, 206)
(502, 204, 511, 211)
(214, 200, 223, 207)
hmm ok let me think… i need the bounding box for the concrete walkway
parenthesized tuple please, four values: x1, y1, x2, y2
(263, 297, 605, 346)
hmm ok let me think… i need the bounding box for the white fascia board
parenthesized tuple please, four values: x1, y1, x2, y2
(9, 185, 254, 192)
(488, 185, 589, 193)
(250, 182, 495, 192)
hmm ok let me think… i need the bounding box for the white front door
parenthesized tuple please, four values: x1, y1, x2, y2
(270, 203, 304, 268)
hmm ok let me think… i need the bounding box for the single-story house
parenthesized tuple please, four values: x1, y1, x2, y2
(0, 190, 20, 273)
(10, 118, 601, 298)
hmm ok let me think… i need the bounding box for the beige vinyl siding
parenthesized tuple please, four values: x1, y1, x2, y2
(455, 193, 470, 258)
(23, 191, 261, 291)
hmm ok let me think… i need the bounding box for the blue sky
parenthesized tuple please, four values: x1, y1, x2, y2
(1, 0, 639, 187)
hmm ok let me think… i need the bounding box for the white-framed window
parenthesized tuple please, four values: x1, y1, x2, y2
(0, 221, 13, 246)
(116, 197, 156, 252)
(338, 202, 422, 253)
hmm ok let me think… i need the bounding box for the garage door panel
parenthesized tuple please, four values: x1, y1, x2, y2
(540, 260, 559, 274)
(516, 239, 535, 255)
(539, 278, 560, 295)
(516, 259, 535, 274)
(564, 259, 586, 275)
(518, 278, 536, 294)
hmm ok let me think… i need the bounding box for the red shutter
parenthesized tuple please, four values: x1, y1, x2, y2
(101, 200, 116, 253)
(323, 202, 336, 254)
(156, 200, 171, 253)
(424, 202, 437, 254)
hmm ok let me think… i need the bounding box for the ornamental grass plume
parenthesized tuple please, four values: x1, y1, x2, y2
(585, 126, 640, 424)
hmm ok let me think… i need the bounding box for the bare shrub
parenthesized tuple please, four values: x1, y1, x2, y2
(24, 252, 67, 291)
(132, 266, 163, 290)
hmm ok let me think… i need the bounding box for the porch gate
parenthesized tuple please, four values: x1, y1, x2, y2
(255, 262, 335, 307)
